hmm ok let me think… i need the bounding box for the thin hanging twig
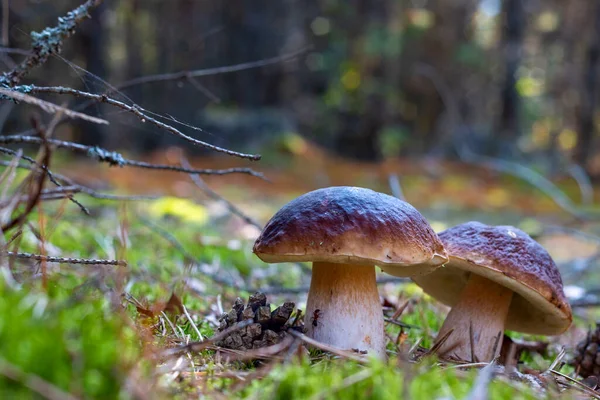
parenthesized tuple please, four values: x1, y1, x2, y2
(13, 85, 260, 160)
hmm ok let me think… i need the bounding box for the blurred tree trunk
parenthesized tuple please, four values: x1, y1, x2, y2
(495, 0, 525, 157)
(334, 0, 384, 161)
(420, 0, 478, 157)
(125, 0, 142, 102)
(574, 2, 600, 173)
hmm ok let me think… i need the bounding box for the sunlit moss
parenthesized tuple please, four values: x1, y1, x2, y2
(341, 68, 361, 91)
(146, 197, 209, 224)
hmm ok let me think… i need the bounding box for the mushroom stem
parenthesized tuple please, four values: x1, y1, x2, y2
(305, 262, 386, 359)
(435, 273, 513, 362)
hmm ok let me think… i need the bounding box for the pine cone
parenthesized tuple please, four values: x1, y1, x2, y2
(215, 292, 296, 350)
(572, 323, 600, 378)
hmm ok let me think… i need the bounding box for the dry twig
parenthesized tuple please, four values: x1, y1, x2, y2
(0, 88, 107, 125)
(3, 251, 126, 266)
(14, 85, 260, 160)
(0, 135, 264, 178)
(1, 117, 53, 232)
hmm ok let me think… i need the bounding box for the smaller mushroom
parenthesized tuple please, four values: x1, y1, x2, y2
(253, 186, 448, 358)
(411, 221, 572, 362)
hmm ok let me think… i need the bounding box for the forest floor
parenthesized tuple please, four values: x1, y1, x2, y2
(1, 142, 600, 399)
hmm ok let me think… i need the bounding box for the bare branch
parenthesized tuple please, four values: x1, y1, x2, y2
(0, 87, 108, 125)
(0, 135, 265, 178)
(0, 0, 104, 86)
(15, 85, 260, 160)
(1, 118, 53, 233)
(117, 47, 308, 90)
(0, 151, 158, 203)
(4, 251, 126, 266)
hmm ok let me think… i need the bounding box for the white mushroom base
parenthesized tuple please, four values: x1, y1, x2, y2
(435, 273, 513, 362)
(305, 262, 386, 359)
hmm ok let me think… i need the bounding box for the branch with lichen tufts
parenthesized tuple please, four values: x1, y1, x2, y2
(0, 0, 104, 87)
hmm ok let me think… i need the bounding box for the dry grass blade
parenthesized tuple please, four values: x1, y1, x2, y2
(426, 328, 455, 357)
(445, 362, 490, 370)
(545, 346, 566, 373)
(0, 150, 21, 198)
(384, 318, 419, 329)
(164, 320, 254, 357)
(391, 299, 411, 321)
(1, 117, 53, 233)
(469, 321, 477, 363)
(182, 304, 203, 341)
(549, 369, 600, 399)
(0, 88, 108, 125)
(465, 361, 496, 400)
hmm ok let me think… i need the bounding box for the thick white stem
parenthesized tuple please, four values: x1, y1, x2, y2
(305, 262, 386, 359)
(435, 273, 513, 362)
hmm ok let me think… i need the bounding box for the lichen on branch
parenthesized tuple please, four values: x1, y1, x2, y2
(0, 0, 104, 87)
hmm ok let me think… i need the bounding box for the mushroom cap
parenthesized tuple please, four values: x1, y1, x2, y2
(412, 221, 572, 335)
(253, 186, 448, 276)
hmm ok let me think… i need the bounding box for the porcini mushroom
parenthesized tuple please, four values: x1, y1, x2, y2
(411, 221, 572, 362)
(253, 186, 448, 358)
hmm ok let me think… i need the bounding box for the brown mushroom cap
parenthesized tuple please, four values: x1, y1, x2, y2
(253, 186, 448, 276)
(412, 221, 572, 335)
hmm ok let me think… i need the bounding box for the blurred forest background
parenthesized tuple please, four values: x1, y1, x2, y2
(5, 0, 600, 177)
(3, 1, 600, 398)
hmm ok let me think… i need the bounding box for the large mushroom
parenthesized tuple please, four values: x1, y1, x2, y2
(253, 186, 448, 358)
(410, 221, 572, 362)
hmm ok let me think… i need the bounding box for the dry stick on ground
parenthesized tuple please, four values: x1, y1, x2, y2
(0, 358, 79, 400)
(164, 320, 254, 357)
(0, 135, 265, 178)
(209, 335, 295, 363)
(549, 369, 600, 399)
(286, 329, 368, 363)
(14, 85, 260, 161)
